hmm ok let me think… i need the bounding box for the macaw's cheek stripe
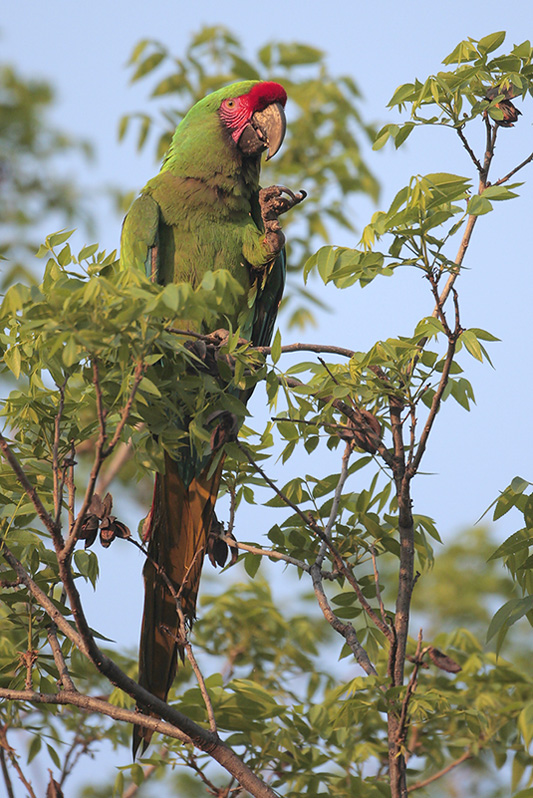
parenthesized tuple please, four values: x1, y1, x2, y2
(219, 97, 252, 144)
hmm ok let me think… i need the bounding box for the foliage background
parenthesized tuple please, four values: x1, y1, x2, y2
(2, 1, 533, 795)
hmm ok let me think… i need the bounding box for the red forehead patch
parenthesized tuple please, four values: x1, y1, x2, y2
(246, 81, 287, 112)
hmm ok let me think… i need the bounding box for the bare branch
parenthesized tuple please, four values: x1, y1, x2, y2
(370, 546, 389, 629)
(53, 378, 68, 529)
(408, 323, 458, 478)
(407, 749, 473, 793)
(96, 435, 137, 495)
(103, 361, 146, 456)
(0, 747, 15, 798)
(168, 329, 356, 359)
(397, 630, 425, 749)
(494, 150, 533, 186)
(47, 626, 76, 691)
(0, 725, 37, 798)
(223, 536, 309, 572)
(456, 126, 483, 174)
(310, 563, 377, 676)
(316, 443, 351, 568)
(0, 432, 58, 540)
(64, 359, 144, 560)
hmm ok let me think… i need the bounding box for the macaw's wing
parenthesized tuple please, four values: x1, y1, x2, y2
(120, 194, 161, 282)
(251, 249, 286, 347)
(249, 189, 286, 348)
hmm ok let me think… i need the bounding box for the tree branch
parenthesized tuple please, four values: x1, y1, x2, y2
(309, 563, 377, 676)
(0, 725, 37, 798)
(407, 749, 472, 792)
(0, 432, 58, 539)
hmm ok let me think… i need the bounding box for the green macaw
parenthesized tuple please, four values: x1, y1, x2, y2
(119, 80, 305, 755)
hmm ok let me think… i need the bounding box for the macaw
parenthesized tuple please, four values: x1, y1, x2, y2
(119, 80, 305, 755)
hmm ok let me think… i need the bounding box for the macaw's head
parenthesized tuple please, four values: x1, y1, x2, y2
(217, 81, 287, 161)
(166, 80, 288, 172)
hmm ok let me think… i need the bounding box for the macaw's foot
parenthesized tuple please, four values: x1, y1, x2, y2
(206, 409, 240, 451)
(259, 185, 307, 254)
(259, 185, 307, 219)
(207, 514, 239, 568)
(185, 329, 250, 374)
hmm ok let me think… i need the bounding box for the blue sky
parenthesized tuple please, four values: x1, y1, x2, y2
(2, 1, 533, 793)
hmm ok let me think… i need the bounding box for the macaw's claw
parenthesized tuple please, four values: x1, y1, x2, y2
(207, 515, 239, 568)
(185, 329, 250, 377)
(259, 185, 307, 221)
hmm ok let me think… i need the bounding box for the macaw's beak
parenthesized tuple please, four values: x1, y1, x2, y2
(238, 102, 287, 160)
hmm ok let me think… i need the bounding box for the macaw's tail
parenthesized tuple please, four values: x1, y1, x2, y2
(132, 451, 223, 758)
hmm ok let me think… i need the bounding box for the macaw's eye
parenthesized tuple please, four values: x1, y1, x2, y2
(225, 99, 236, 109)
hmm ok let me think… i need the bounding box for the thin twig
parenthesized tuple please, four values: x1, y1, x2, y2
(103, 361, 146, 456)
(63, 359, 108, 556)
(494, 150, 533, 186)
(0, 747, 15, 798)
(0, 725, 37, 798)
(283, 376, 391, 468)
(123, 747, 169, 797)
(397, 630, 425, 749)
(316, 443, 351, 568)
(408, 292, 460, 477)
(309, 563, 377, 676)
(407, 749, 473, 792)
(167, 329, 356, 359)
(47, 626, 76, 691)
(0, 432, 58, 539)
(53, 378, 68, 529)
(96, 438, 134, 494)
(223, 536, 309, 572)
(370, 546, 389, 629)
(64, 359, 145, 559)
(456, 126, 483, 174)
(186, 752, 225, 796)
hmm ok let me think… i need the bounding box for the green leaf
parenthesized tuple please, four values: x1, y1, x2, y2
(113, 771, 124, 797)
(131, 51, 165, 82)
(79, 243, 99, 261)
(138, 377, 162, 398)
(372, 127, 391, 151)
(4, 347, 21, 379)
(62, 336, 79, 368)
(518, 702, 533, 749)
(48, 229, 75, 247)
(388, 83, 415, 107)
(270, 329, 282, 365)
(27, 734, 41, 764)
(461, 330, 483, 362)
(47, 742, 61, 769)
(477, 31, 506, 55)
(57, 243, 72, 266)
(487, 595, 533, 646)
(467, 195, 493, 216)
(489, 530, 531, 561)
(244, 553, 261, 578)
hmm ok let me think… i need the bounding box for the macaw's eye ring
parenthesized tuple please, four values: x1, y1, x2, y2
(225, 99, 235, 108)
